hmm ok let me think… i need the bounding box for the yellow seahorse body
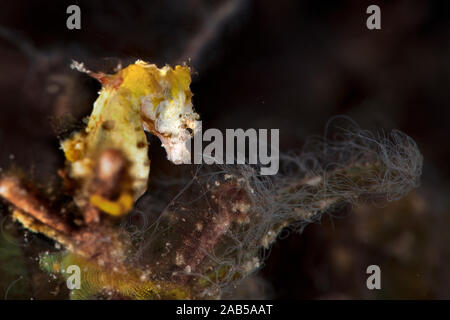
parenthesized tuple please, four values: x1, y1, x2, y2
(61, 60, 199, 216)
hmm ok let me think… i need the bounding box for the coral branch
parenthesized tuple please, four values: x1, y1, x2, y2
(0, 176, 72, 234)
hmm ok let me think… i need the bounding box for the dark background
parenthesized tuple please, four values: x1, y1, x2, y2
(0, 0, 449, 299)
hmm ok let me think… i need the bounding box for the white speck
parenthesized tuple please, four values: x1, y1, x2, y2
(175, 252, 185, 266)
(195, 222, 203, 232)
